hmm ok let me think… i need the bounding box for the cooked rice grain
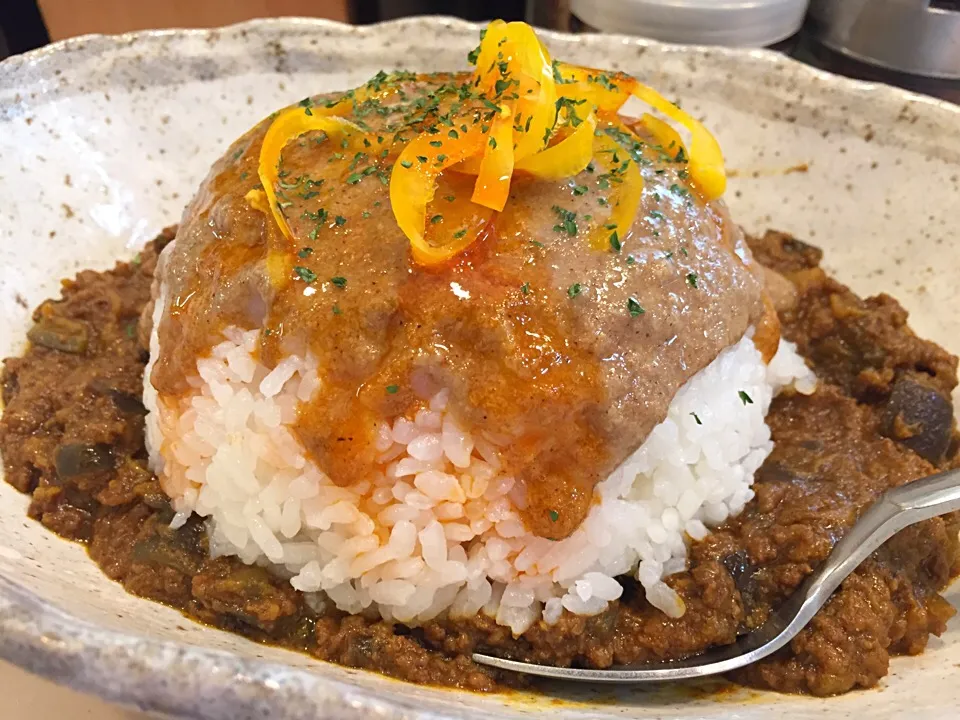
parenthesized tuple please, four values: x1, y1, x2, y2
(145, 326, 814, 635)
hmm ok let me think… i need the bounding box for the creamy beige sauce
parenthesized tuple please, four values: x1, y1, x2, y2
(151, 73, 766, 538)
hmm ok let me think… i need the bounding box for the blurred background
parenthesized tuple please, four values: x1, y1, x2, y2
(1, 1, 958, 101)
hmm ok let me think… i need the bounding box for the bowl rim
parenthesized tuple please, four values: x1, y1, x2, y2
(2, 14, 960, 720)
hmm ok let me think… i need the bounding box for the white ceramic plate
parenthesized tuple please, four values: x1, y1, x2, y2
(1, 16, 959, 720)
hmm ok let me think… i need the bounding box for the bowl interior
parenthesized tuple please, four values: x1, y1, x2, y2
(1, 17, 959, 720)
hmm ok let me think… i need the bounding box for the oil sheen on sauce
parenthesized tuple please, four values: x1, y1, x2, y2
(151, 73, 765, 539)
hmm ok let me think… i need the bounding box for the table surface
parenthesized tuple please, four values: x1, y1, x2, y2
(0, 660, 148, 719)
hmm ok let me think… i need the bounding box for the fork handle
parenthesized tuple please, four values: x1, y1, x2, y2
(801, 466, 960, 621)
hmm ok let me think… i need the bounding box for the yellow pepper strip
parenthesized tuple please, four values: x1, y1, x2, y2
(258, 108, 366, 241)
(637, 113, 688, 161)
(630, 83, 726, 200)
(469, 20, 557, 204)
(552, 62, 631, 114)
(515, 112, 596, 179)
(244, 188, 270, 214)
(592, 131, 644, 251)
(471, 112, 515, 211)
(391, 124, 487, 265)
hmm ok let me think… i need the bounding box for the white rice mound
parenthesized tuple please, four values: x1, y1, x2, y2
(145, 321, 815, 635)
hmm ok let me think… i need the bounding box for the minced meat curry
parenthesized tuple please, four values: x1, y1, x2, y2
(1, 228, 958, 695)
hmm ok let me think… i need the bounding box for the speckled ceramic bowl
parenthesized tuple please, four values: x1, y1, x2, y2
(1, 16, 959, 720)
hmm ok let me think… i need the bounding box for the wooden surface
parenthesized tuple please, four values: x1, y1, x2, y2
(37, 0, 349, 40)
(0, 659, 149, 719)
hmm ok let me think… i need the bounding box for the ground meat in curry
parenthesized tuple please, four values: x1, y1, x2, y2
(1, 228, 958, 695)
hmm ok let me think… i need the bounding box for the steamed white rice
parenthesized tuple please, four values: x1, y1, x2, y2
(145, 313, 815, 635)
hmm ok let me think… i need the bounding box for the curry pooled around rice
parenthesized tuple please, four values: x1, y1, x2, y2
(1, 20, 958, 696)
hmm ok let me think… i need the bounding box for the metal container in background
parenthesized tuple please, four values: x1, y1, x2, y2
(808, 0, 960, 80)
(805, 0, 960, 103)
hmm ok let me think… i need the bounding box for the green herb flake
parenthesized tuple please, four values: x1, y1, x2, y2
(386, 384, 400, 395)
(429, 140, 443, 148)
(738, 390, 754, 406)
(488, 137, 498, 149)
(627, 297, 645, 317)
(294, 266, 317, 283)
(362, 210, 371, 218)
(346, 173, 363, 185)
(567, 283, 582, 299)
(548, 509, 560, 522)
(335, 215, 347, 226)
(453, 228, 468, 239)
(552, 205, 578, 236)
(609, 231, 621, 253)
(690, 412, 702, 425)
(521, 282, 530, 295)
(686, 272, 699, 288)
(430, 214, 443, 224)
(400, 160, 413, 168)
(132, 252, 142, 266)
(572, 184, 588, 196)
(626, 255, 636, 265)
(332, 304, 342, 316)
(331, 276, 347, 288)
(297, 247, 314, 258)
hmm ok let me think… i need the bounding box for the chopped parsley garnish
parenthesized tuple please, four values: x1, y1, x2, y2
(453, 228, 468, 239)
(627, 297, 644, 317)
(650, 210, 665, 221)
(552, 205, 578, 236)
(346, 173, 363, 185)
(332, 304, 342, 315)
(626, 256, 636, 265)
(686, 272, 699, 288)
(362, 210, 371, 218)
(675, 146, 688, 163)
(521, 282, 530, 295)
(429, 140, 443, 148)
(738, 390, 754, 406)
(609, 231, 621, 252)
(331, 276, 347, 288)
(430, 214, 443, 224)
(444, 195, 455, 202)
(572, 183, 588, 196)
(489, 137, 498, 149)
(416, 155, 428, 163)
(548, 509, 560, 522)
(386, 384, 400, 395)
(294, 266, 317, 283)
(448, 129, 459, 139)
(334, 215, 347, 226)
(691, 412, 702, 425)
(132, 253, 142, 266)
(298, 247, 314, 258)
(567, 283, 582, 299)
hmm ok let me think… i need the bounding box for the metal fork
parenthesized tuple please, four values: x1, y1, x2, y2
(473, 466, 960, 682)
